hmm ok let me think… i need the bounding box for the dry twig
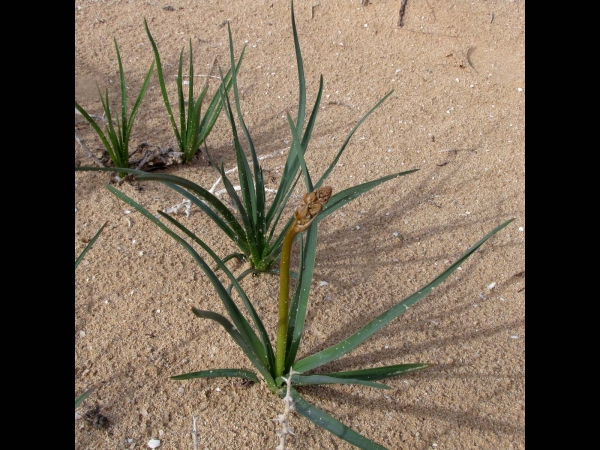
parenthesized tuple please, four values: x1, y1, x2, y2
(75, 132, 106, 167)
(274, 369, 298, 450)
(398, 0, 409, 27)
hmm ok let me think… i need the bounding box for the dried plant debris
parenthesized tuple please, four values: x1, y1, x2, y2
(130, 144, 184, 171)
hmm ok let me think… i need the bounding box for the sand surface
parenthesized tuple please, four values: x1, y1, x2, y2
(75, 1, 524, 449)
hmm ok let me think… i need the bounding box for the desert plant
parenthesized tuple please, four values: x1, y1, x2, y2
(75, 39, 154, 179)
(144, 19, 243, 163)
(77, 5, 417, 278)
(107, 178, 513, 448)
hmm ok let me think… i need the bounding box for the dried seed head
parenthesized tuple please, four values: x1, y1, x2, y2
(294, 186, 333, 231)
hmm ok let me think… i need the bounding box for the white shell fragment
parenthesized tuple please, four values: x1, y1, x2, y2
(147, 439, 161, 449)
(319, 281, 329, 287)
(487, 282, 496, 290)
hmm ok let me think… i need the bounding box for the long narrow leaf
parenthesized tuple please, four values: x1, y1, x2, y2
(99, 88, 121, 164)
(115, 39, 128, 151)
(286, 113, 313, 191)
(186, 309, 273, 386)
(322, 363, 433, 381)
(218, 67, 257, 235)
(74, 103, 114, 161)
(195, 48, 246, 147)
(284, 223, 319, 371)
(280, 374, 390, 390)
(144, 19, 181, 145)
(176, 48, 186, 151)
(75, 222, 107, 269)
(185, 40, 195, 144)
(316, 169, 419, 223)
(172, 368, 258, 383)
(226, 24, 265, 249)
(265, 172, 301, 247)
(164, 181, 251, 257)
(294, 219, 515, 373)
(291, 2, 306, 133)
(126, 60, 155, 141)
(188, 85, 208, 155)
(158, 211, 274, 370)
(314, 90, 394, 189)
(289, 387, 388, 450)
(105, 186, 270, 370)
(75, 388, 92, 409)
(133, 172, 247, 242)
(217, 161, 261, 264)
(300, 74, 324, 152)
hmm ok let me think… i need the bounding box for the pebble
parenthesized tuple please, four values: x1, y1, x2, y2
(147, 439, 160, 449)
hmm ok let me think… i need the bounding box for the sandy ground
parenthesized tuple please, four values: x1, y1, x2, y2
(75, 1, 524, 449)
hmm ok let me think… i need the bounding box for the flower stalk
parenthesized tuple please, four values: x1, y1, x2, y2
(275, 187, 332, 378)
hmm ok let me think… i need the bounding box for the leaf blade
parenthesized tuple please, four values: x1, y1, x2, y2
(294, 219, 515, 373)
(322, 363, 433, 381)
(75, 222, 107, 269)
(281, 374, 390, 390)
(172, 368, 259, 383)
(289, 388, 388, 450)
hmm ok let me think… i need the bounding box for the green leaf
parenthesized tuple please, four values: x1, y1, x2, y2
(279, 374, 390, 390)
(189, 309, 274, 387)
(294, 219, 515, 373)
(158, 211, 274, 370)
(289, 387, 388, 450)
(314, 90, 394, 189)
(75, 102, 113, 160)
(127, 60, 155, 142)
(105, 186, 270, 371)
(172, 368, 259, 383)
(291, 2, 306, 133)
(300, 74, 324, 151)
(316, 169, 419, 223)
(195, 48, 246, 150)
(322, 363, 433, 381)
(218, 66, 257, 236)
(145, 19, 181, 145)
(286, 113, 313, 191)
(75, 388, 92, 409)
(226, 24, 266, 251)
(133, 172, 247, 247)
(75, 222, 107, 269)
(284, 223, 318, 371)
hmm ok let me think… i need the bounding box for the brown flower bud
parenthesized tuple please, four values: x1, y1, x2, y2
(293, 186, 333, 231)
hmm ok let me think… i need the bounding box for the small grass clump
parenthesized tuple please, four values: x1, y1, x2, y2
(75, 40, 154, 180)
(144, 19, 243, 163)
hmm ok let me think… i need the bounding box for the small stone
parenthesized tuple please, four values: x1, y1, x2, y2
(147, 439, 160, 449)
